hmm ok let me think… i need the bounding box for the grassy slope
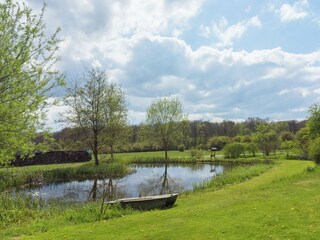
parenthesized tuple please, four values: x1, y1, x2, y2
(16, 160, 319, 240)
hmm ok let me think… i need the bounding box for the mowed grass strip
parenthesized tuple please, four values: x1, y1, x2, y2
(17, 160, 319, 240)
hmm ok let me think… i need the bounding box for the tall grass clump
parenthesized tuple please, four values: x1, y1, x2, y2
(0, 193, 137, 231)
(193, 164, 272, 191)
(0, 193, 52, 229)
(44, 161, 129, 182)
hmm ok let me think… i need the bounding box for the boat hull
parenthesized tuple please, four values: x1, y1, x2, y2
(109, 193, 179, 211)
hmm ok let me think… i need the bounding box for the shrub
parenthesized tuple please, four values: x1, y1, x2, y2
(178, 144, 185, 152)
(189, 147, 204, 160)
(223, 143, 245, 158)
(309, 137, 320, 164)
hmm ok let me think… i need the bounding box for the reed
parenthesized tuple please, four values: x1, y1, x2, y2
(193, 164, 272, 191)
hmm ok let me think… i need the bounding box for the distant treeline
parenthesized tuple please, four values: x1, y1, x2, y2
(44, 118, 305, 153)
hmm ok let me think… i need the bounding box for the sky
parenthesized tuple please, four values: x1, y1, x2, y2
(18, 0, 320, 130)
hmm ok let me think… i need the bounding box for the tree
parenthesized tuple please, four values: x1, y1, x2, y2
(280, 131, 295, 142)
(306, 103, 320, 140)
(255, 123, 279, 156)
(65, 68, 127, 165)
(246, 142, 259, 157)
(296, 127, 309, 158)
(0, 1, 64, 164)
(103, 84, 128, 161)
(309, 137, 320, 164)
(145, 97, 187, 160)
(280, 140, 297, 157)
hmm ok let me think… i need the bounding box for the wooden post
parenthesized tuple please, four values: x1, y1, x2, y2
(211, 147, 217, 159)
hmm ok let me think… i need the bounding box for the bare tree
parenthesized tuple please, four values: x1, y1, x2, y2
(64, 68, 127, 165)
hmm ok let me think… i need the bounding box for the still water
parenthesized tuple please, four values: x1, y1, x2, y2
(15, 163, 227, 203)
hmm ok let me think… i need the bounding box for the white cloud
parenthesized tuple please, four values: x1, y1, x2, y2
(291, 107, 307, 113)
(262, 68, 287, 80)
(43, 98, 70, 130)
(188, 113, 224, 123)
(15, 0, 320, 128)
(314, 88, 320, 94)
(278, 0, 309, 22)
(200, 16, 262, 47)
(278, 87, 311, 97)
(116, 34, 320, 123)
(109, 0, 203, 37)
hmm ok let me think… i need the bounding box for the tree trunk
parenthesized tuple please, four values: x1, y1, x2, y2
(165, 147, 168, 161)
(110, 144, 114, 161)
(93, 130, 99, 165)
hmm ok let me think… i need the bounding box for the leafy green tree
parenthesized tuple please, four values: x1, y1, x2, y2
(306, 104, 320, 139)
(103, 84, 128, 161)
(280, 140, 297, 157)
(145, 97, 187, 160)
(0, 0, 64, 164)
(242, 135, 252, 143)
(296, 127, 309, 157)
(309, 137, 320, 164)
(65, 68, 127, 165)
(280, 131, 295, 142)
(246, 142, 259, 157)
(255, 123, 279, 156)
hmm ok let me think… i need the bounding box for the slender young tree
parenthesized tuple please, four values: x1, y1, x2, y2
(103, 83, 128, 161)
(0, 0, 64, 164)
(145, 97, 187, 160)
(65, 68, 127, 165)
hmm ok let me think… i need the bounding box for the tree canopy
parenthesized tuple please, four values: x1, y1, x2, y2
(0, 0, 64, 164)
(307, 103, 320, 140)
(65, 67, 127, 165)
(145, 97, 187, 160)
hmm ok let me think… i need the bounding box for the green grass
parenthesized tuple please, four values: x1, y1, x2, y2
(7, 159, 318, 240)
(114, 150, 271, 164)
(0, 151, 315, 239)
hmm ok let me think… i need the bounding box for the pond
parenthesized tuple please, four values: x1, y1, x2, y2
(13, 163, 229, 203)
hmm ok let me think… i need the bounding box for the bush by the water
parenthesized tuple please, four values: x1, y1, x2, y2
(223, 143, 245, 158)
(189, 148, 204, 160)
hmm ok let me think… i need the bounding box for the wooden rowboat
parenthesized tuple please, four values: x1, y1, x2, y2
(108, 193, 179, 211)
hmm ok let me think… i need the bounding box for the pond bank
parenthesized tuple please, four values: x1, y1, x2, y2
(11, 163, 228, 203)
(0, 162, 273, 238)
(9, 160, 316, 240)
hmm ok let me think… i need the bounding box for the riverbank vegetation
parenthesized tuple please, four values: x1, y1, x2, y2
(0, 159, 273, 238)
(1, 160, 317, 239)
(0, 160, 129, 192)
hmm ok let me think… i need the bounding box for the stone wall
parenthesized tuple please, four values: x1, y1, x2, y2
(11, 151, 92, 167)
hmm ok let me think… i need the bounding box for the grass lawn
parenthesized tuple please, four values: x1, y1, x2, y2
(114, 150, 271, 165)
(6, 159, 318, 240)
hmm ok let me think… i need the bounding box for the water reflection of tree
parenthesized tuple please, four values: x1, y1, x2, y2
(88, 178, 125, 202)
(188, 163, 206, 172)
(138, 163, 184, 196)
